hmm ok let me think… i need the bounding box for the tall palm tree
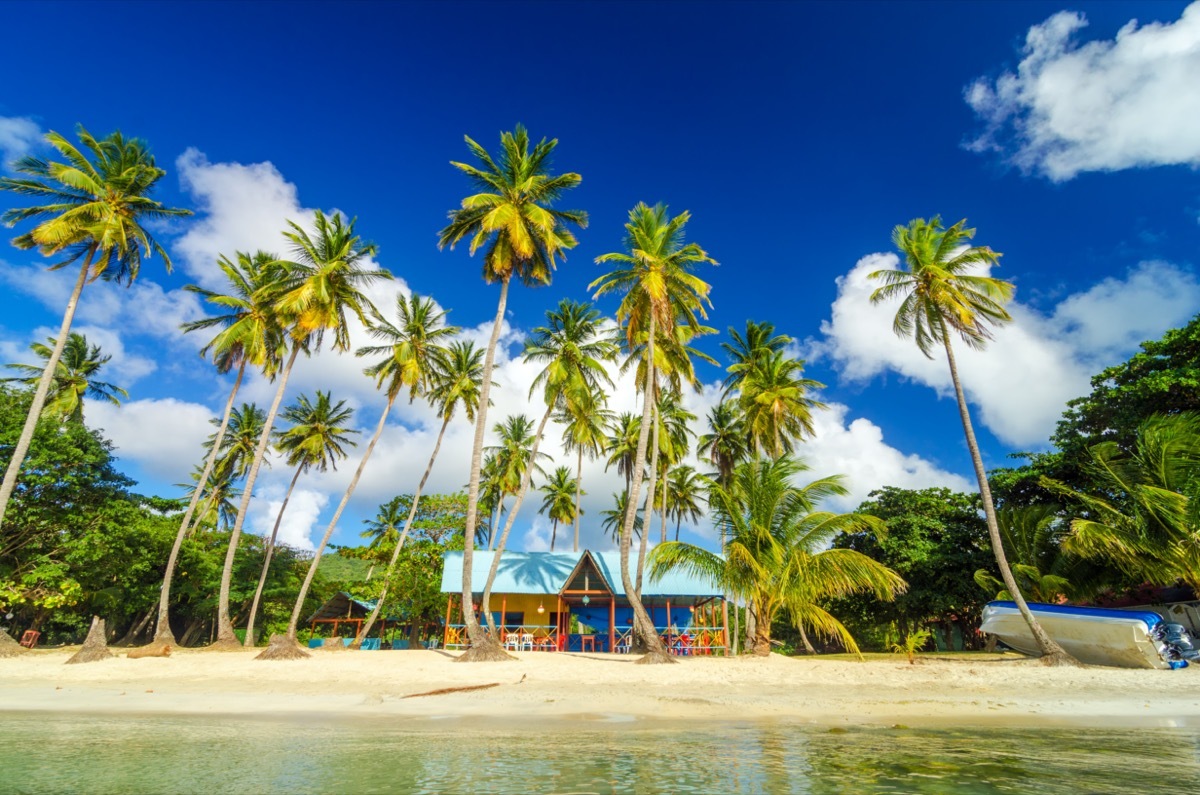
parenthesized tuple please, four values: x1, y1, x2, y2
(438, 125, 585, 660)
(665, 465, 707, 543)
(604, 412, 642, 494)
(243, 391, 358, 646)
(0, 126, 190, 530)
(539, 466, 579, 551)
(149, 251, 286, 647)
(178, 465, 241, 532)
(650, 457, 906, 655)
(479, 300, 616, 633)
(601, 491, 643, 545)
(352, 340, 486, 648)
(698, 400, 749, 489)
(220, 210, 390, 648)
(560, 393, 614, 552)
(738, 349, 825, 458)
(720, 320, 791, 396)
(869, 215, 1073, 664)
(262, 291, 451, 659)
(3, 333, 127, 423)
(591, 202, 715, 662)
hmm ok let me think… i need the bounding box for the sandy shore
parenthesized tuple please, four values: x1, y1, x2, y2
(3, 647, 1200, 728)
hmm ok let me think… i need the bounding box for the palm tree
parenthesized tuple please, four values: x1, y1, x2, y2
(0, 126, 190, 530)
(560, 393, 614, 552)
(601, 491, 643, 545)
(178, 466, 241, 532)
(221, 210, 390, 649)
(869, 215, 1073, 664)
(362, 497, 407, 552)
(479, 300, 616, 634)
(243, 391, 358, 646)
(352, 340, 486, 648)
(738, 349, 825, 458)
(261, 291, 452, 659)
(649, 457, 906, 655)
(973, 505, 1076, 603)
(149, 251, 285, 647)
(1049, 413, 1200, 593)
(2, 333, 127, 423)
(539, 466, 579, 551)
(698, 400, 748, 489)
(438, 125, 585, 660)
(665, 465, 707, 543)
(591, 202, 715, 662)
(211, 403, 269, 482)
(604, 412, 642, 494)
(720, 320, 791, 396)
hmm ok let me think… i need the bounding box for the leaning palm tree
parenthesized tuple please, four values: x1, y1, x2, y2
(3, 333, 127, 424)
(560, 392, 614, 552)
(650, 456, 906, 655)
(738, 349, 826, 459)
(148, 251, 286, 648)
(243, 391, 358, 646)
(438, 125, 585, 660)
(539, 466, 580, 551)
(591, 202, 715, 663)
(0, 126, 190, 529)
(260, 291, 452, 660)
(220, 210, 390, 649)
(869, 215, 1073, 664)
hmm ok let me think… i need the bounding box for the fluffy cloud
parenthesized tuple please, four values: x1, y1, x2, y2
(0, 115, 40, 166)
(812, 253, 1200, 448)
(248, 482, 328, 552)
(966, 3, 1200, 180)
(87, 398, 214, 481)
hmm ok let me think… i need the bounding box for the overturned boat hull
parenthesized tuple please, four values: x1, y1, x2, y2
(980, 601, 1184, 669)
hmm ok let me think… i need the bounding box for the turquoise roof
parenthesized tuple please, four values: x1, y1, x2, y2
(440, 550, 722, 597)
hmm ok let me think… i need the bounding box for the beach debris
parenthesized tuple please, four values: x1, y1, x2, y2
(255, 633, 311, 661)
(0, 629, 26, 658)
(65, 616, 113, 665)
(402, 683, 501, 698)
(128, 641, 172, 659)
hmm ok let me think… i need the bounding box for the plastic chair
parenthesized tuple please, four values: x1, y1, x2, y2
(520, 632, 534, 652)
(504, 632, 520, 651)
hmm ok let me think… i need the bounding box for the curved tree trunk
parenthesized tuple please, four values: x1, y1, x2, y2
(751, 602, 772, 656)
(215, 343, 300, 647)
(940, 323, 1075, 665)
(459, 278, 511, 662)
(0, 252, 92, 531)
(152, 361, 246, 647)
(617, 314, 672, 664)
(479, 406, 552, 640)
(353, 414, 452, 648)
(243, 463, 304, 647)
(635, 404, 661, 599)
(276, 394, 397, 650)
(573, 447, 583, 552)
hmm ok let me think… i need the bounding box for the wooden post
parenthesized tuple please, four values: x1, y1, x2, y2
(500, 596, 507, 636)
(666, 599, 672, 647)
(721, 597, 730, 657)
(609, 598, 616, 653)
(443, 594, 453, 649)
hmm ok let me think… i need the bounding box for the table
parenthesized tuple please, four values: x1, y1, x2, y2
(579, 635, 595, 652)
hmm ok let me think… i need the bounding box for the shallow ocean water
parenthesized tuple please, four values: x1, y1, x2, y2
(1, 712, 1198, 794)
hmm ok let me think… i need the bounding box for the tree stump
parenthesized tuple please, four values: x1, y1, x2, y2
(255, 634, 310, 661)
(65, 617, 113, 665)
(0, 629, 26, 658)
(128, 640, 172, 659)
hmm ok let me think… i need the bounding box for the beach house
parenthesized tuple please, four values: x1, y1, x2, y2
(439, 550, 729, 654)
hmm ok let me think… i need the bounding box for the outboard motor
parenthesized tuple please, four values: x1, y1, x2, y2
(1163, 623, 1200, 661)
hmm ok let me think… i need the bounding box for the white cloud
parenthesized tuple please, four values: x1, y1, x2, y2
(87, 398, 214, 483)
(248, 482, 328, 552)
(966, 3, 1200, 180)
(0, 115, 40, 166)
(812, 253, 1200, 448)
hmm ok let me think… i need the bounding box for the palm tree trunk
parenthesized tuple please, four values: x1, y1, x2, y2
(618, 314, 671, 664)
(939, 321, 1075, 665)
(550, 519, 558, 552)
(353, 414, 452, 648)
(281, 395, 397, 643)
(675, 516, 681, 543)
(573, 447, 583, 552)
(480, 405, 552, 638)
(243, 462, 303, 647)
(635, 404, 661, 599)
(459, 277, 509, 660)
(797, 624, 816, 654)
(0, 251, 93, 530)
(152, 361, 246, 646)
(659, 464, 669, 545)
(215, 343, 300, 647)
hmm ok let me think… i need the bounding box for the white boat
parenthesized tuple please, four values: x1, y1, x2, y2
(980, 601, 1189, 669)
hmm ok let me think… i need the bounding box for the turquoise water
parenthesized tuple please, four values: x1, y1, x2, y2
(1, 713, 1198, 794)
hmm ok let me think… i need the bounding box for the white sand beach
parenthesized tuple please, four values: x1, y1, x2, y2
(4, 648, 1199, 728)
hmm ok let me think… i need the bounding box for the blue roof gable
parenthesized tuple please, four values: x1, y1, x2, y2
(440, 550, 722, 597)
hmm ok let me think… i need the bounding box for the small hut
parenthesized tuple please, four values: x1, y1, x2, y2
(440, 550, 728, 655)
(304, 592, 403, 649)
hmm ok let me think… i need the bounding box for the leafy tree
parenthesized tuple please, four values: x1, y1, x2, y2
(3, 333, 127, 423)
(538, 466, 579, 551)
(651, 457, 904, 656)
(665, 465, 707, 543)
(438, 125, 585, 660)
(698, 400, 748, 489)
(737, 349, 825, 458)
(869, 215, 1073, 664)
(0, 126, 190, 530)
(829, 487, 993, 652)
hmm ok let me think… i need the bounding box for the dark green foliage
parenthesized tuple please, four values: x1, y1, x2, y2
(825, 487, 995, 652)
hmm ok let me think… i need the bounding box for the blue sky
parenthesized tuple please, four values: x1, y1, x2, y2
(1, 1, 1198, 553)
